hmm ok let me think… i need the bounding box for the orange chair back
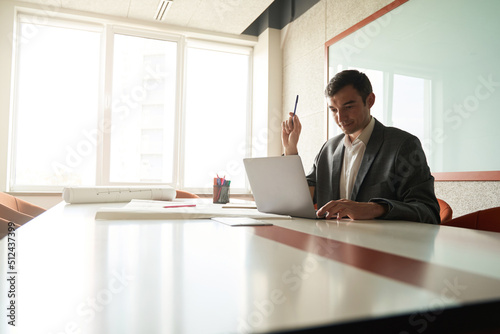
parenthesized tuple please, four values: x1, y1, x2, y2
(175, 190, 199, 199)
(0, 192, 46, 225)
(437, 198, 453, 224)
(442, 207, 500, 233)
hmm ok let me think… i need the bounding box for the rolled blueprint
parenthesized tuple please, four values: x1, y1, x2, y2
(62, 186, 176, 204)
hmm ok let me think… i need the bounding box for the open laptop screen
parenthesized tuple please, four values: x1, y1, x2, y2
(243, 156, 317, 219)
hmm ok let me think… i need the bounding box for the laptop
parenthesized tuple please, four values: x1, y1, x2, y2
(243, 155, 318, 219)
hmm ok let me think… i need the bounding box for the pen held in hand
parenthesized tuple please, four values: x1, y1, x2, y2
(292, 95, 299, 125)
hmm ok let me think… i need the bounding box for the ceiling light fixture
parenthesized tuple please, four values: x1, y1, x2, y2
(155, 0, 173, 21)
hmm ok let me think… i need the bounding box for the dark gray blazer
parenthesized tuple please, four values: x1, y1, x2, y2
(306, 118, 440, 224)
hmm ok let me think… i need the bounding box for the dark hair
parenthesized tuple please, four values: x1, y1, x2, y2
(324, 70, 373, 105)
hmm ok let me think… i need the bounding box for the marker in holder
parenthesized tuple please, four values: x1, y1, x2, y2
(213, 176, 230, 204)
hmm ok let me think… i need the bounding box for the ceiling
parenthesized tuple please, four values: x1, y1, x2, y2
(18, 0, 275, 35)
(18, 0, 320, 36)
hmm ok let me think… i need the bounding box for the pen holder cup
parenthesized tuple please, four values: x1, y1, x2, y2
(213, 185, 230, 204)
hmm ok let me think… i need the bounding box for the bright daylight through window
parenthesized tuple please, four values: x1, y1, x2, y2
(10, 14, 252, 193)
(183, 45, 250, 190)
(11, 18, 101, 191)
(110, 34, 177, 184)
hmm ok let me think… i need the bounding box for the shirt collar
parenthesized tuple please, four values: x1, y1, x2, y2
(344, 116, 375, 147)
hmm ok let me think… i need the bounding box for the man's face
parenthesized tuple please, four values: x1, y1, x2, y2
(327, 85, 375, 140)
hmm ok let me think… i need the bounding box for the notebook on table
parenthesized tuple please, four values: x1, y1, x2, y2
(243, 155, 318, 219)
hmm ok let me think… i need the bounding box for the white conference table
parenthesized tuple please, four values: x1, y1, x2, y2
(2, 200, 500, 334)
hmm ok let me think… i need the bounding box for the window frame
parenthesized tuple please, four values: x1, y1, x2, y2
(9, 14, 105, 193)
(8, 9, 255, 194)
(100, 26, 185, 188)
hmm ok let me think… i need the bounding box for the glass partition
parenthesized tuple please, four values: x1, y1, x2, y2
(326, 0, 500, 180)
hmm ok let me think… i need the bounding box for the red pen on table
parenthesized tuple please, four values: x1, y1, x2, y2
(163, 204, 196, 208)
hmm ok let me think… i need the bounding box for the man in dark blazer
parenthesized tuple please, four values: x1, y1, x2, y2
(282, 70, 440, 224)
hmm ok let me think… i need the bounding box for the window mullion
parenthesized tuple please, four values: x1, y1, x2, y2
(98, 25, 114, 185)
(173, 36, 187, 190)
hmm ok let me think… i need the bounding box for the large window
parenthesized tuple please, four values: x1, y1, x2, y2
(11, 17, 101, 191)
(183, 44, 250, 189)
(109, 34, 178, 184)
(9, 14, 252, 193)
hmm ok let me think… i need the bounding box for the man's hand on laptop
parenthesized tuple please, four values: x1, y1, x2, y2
(316, 199, 388, 220)
(281, 112, 301, 155)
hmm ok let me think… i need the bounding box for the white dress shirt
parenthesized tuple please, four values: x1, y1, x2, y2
(340, 117, 375, 199)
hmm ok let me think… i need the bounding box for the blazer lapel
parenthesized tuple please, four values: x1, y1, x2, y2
(331, 139, 344, 200)
(351, 119, 384, 200)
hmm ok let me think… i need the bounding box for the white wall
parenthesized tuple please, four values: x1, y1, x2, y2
(0, 1, 15, 193)
(252, 28, 282, 158)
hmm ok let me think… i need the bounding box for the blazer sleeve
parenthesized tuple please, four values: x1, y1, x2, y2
(369, 136, 440, 225)
(305, 147, 321, 205)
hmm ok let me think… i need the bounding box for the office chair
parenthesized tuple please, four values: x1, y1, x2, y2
(175, 190, 199, 198)
(0, 192, 46, 239)
(442, 207, 500, 233)
(437, 198, 453, 224)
